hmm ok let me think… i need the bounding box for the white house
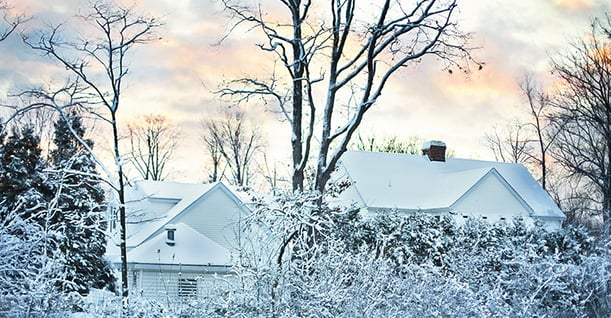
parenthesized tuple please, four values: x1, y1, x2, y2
(106, 181, 251, 301)
(334, 142, 565, 230)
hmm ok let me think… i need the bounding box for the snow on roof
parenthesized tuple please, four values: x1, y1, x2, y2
(337, 150, 565, 219)
(122, 180, 248, 249)
(127, 222, 231, 266)
(422, 140, 446, 150)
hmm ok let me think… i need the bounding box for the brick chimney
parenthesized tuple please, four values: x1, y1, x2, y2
(422, 141, 446, 162)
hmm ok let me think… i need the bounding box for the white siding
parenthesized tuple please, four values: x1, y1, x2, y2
(176, 187, 246, 250)
(132, 269, 232, 301)
(452, 173, 531, 222)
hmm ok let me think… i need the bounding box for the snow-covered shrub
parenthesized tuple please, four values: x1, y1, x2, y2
(0, 120, 115, 316)
(125, 193, 609, 317)
(0, 210, 72, 317)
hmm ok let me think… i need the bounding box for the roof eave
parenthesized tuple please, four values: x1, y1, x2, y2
(125, 262, 233, 273)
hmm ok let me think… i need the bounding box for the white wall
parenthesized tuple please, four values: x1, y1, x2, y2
(452, 173, 531, 223)
(176, 187, 246, 250)
(132, 269, 233, 302)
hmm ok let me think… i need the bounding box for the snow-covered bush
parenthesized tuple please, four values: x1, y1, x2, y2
(0, 120, 115, 316)
(0, 209, 72, 317)
(188, 195, 610, 318)
(3, 183, 605, 317)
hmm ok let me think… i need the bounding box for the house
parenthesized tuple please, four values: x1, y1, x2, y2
(106, 181, 251, 300)
(333, 141, 565, 230)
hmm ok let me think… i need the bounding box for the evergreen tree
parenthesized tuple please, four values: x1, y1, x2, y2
(0, 126, 51, 223)
(50, 114, 115, 294)
(0, 125, 68, 315)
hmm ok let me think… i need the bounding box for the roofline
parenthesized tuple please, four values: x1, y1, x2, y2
(136, 182, 250, 246)
(450, 168, 535, 215)
(125, 262, 233, 273)
(532, 214, 566, 220)
(362, 206, 451, 214)
(216, 182, 253, 213)
(337, 163, 368, 208)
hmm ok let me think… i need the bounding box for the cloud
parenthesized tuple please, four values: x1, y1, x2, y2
(2, 0, 608, 181)
(553, 0, 593, 10)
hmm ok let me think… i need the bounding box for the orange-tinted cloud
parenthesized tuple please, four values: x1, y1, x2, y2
(3, 0, 609, 182)
(553, 0, 593, 10)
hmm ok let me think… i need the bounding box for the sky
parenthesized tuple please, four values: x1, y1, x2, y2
(0, 0, 608, 185)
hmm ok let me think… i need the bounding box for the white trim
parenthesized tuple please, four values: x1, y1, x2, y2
(450, 168, 535, 215)
(127, 262, 232, 273)
(137, 182, 250, 247)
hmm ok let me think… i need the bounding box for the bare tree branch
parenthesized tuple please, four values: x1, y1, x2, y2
(0, 0, 26, 42)
(218, 0, 480, 193)
(548, 14, 611, 232)
(19, 2, 162, 312)
(126, 114, 179, 181)
(202, 107, 264, 187)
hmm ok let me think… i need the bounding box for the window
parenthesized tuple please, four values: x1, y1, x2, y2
(109, 210, 117, 232)
(178, 278, 197, 298)
(132, 271, 138, 287)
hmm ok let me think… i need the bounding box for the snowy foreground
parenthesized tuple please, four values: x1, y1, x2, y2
(8, 208, 609, 318)
(1, 188, 609, 317)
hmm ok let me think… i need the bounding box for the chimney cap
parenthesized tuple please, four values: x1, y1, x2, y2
(422, 140, 447, 162)
(165, 224, 177, 231)
(421, 140, 446, 151)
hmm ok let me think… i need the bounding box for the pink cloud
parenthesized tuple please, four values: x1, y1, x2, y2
(553, 0, 593, 10)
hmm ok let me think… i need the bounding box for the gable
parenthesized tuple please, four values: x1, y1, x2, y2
(127, 223, 231, 266)
(451, 169, 533, 220)
(335, 151, 565, 221)
(174, 185, 248, 250)
(120, 181, 250, 251)
(335, 155, 482, 210)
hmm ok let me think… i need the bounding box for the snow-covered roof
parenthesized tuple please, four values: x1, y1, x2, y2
(336, 150, 565, 220)
(127, 222, 231, 266)
(121, 180, 249, 249)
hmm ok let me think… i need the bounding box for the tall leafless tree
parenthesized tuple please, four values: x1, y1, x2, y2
(201, 119, 225, 183)
(21, 2, 162, 313)
(202, 107, 263, 186)
(127, 114, 178, 181)
(484, 122, 534, 165)
(549, 14, 611, 232)
(218, 0, 479, 193)
(519, 74, 555, 190)
(483, 74, 556, 191)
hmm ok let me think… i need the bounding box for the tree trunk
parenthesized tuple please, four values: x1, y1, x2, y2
(605, 112, 611, 233)
(112, 112, 129, 315)
(291, 4, 304, 192)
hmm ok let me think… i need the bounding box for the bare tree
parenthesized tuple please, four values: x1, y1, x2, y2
(352, 133, 423, 155)
(21, 2, 162, 312)
(258, 151, 291, 194)
(549, 14, 611, 232)
(201, 120, 225, 183)
(126, 114, 179, 181)
(483, 74, 556, 190)
(218, 0, 479, 193)
(202, 107, 263, 186)
(519, 74, 557, 191)
(484, 122, 534, 165)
